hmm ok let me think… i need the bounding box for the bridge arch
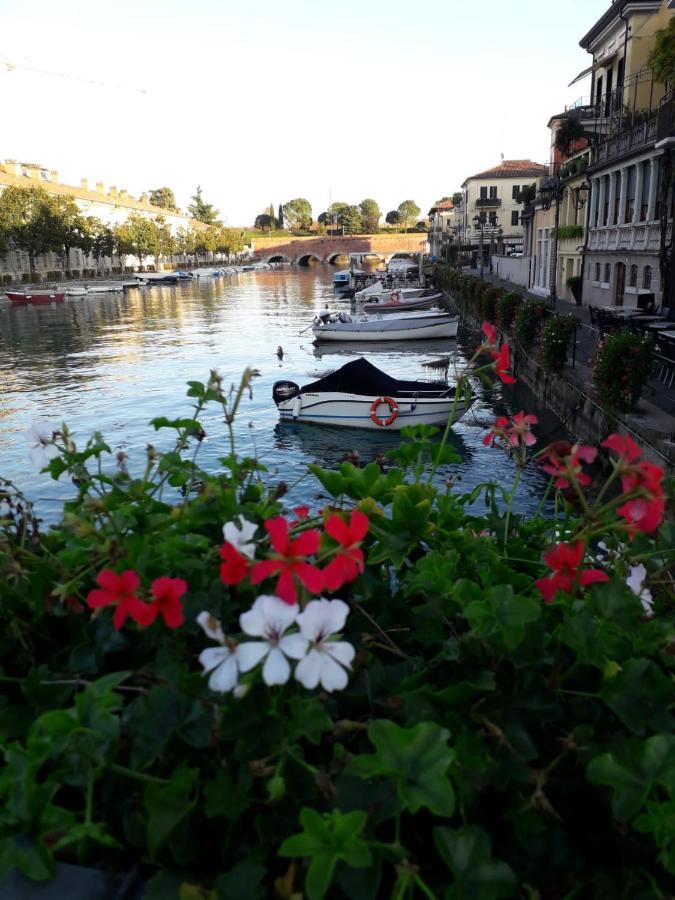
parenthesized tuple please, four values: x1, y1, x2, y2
(297, 254, 323, 266)
(265, 254, 290, 264)
(327, 252, 350, 265)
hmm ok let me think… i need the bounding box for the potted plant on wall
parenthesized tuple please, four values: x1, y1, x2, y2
(566, 274, 583, 305)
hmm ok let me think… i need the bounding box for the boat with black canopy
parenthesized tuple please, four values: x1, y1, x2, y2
(273, 358, 471, 430)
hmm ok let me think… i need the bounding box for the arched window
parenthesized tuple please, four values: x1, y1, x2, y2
(604, 262, 611, 284)
(629, 264, 638, 287)
(643, 265, 652, 289)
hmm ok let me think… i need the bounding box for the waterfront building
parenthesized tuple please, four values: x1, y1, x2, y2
(0, 160, 204, 279)
(461, 160, 548, 266)
(564, 0, 674, 308)
(428, 199, 460, 259)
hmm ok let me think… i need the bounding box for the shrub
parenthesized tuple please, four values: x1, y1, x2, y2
(29, 272, 41, 283)
(479, 286, 500, 322)
(515, 299, 548, 349)
(2, 274, 12, 285)
(70, 269, 80, 279)
(497, 291, 522, 330)
(592, 329, 656, 411)
(0, 366, 673, 898)
(540, 314, 578, 372)
(556, 225, 584, 240)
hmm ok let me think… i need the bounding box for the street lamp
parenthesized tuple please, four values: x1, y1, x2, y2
(472, 213, 499, 277)
(537, 177, 590, 305)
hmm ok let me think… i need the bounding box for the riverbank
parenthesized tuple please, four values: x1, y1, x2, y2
(441, 268, 675, 473)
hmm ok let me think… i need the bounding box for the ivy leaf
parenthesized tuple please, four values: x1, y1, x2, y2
(433, 825, 517, 899)
(348, 720, 455, 817)
(144, 765, 198, 858)
(214, 860, 266, 899)
(586, 734, 675, 821)
(279, 808, 372, 900)
(600, 658, 674, 736)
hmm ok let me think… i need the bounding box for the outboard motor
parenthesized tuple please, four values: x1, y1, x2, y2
(315, 309, 331, 325)
(273, 380, 300, 406)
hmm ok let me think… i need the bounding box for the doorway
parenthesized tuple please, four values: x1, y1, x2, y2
(614, 262, 625, 306)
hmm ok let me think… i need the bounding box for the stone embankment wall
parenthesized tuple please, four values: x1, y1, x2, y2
(442, 291, 675, 473)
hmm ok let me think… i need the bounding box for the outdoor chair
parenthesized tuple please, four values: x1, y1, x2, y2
(656, 338, 675, 389)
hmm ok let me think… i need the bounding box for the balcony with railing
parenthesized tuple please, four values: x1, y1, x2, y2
(590, 114, 658, 167)
(475, 197, 502, 208)
(587, 221, 668, 253)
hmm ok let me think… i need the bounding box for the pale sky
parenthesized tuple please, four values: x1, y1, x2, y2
(0, 0, 608, 226)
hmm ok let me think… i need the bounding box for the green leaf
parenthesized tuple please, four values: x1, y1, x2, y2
(279, 808, 372, 900)
(600, 659, 674, 735)
(144, 765, 198, 858)
(433, 825, 516, 899)
(586, 734, 675, 820)
(348, 720, 455, 817)
(214, 860, 266, 899)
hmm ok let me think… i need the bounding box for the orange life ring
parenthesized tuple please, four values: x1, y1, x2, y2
(370, 396, 399, 427)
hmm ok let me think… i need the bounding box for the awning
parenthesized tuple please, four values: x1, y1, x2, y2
(568, 65, 592, 87)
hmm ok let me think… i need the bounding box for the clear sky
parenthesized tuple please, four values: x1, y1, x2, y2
(0, 0, 609, 226)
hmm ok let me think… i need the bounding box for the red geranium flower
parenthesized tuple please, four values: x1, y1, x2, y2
(219, 542, 250, 585)
(86, 569, 150, 630)
(251, 516, 323, 605)
(291, 505, 310, 523)
(144, 576, 187, 629)
(601, 433, 642, 464)
(602, 433, 665, 534)
(535, 541, 609, 603)
(507, 411, 538, 448)
(491, 343, 517, 384)
(480, 321, 498, 350)
(540, 441, 597, 489)
(483, 416, 510, 447)
(323, 509, 369, 592)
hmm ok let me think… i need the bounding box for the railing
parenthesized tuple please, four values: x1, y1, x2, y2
(591, 114, 657, 166)
(587, 221, 666, 252)
(657, 92, 675, 141)
(475, 198, 502, 208)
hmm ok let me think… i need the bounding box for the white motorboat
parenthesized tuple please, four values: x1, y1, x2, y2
(273, 358, 470, 430)
(312, 310, 458, 342)
(363, 292, 442, 313)
(193, 268, 222, 278)
(354, 283, 425, 301)
(85, 283, 124, 294)
(62, 285, 88, 296)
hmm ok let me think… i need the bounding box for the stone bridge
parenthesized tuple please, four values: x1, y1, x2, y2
(249, 233, 428, 266)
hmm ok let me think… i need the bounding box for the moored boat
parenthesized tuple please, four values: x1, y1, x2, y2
(312, 310, 458, 342)
(363, 292, 442, 313)
(85, 283, 124, 294)
(5, 290, 65, 305)
(273, 358, 470, 430)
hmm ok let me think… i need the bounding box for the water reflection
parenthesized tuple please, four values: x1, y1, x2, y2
(0, 267, 564, 519)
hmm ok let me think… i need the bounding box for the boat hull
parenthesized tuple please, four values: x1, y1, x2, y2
(5, 291, 65, 305)
(363, 295, 440, 313)
(277, 391, 469, 430)
(313, 315, 458, 342)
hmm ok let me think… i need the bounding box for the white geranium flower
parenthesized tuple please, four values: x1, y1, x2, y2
(236, 595, 308, 686)
(197, 611, 239, 692)
(24, 419, 60, 469)
(295, 598, 355, 693)
(223, 516, 258, 559)
(626, 564, 654, 617)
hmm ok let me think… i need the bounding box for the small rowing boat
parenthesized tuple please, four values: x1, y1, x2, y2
(5, 291, 65, 305)
(273, 358, 470, 430)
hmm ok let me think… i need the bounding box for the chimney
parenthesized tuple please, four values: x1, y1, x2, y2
(80, 178, 88, 191)
(95, 181, 104, 193)
(50, 170, 59, 183)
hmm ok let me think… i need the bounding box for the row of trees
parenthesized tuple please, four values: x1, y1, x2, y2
(252, 198, 425, 234)
(0, 185, 244, 273)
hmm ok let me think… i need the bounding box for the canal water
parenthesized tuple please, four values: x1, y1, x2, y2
(0, 267, 562, 521)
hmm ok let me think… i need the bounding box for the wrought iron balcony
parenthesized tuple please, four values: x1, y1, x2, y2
(475, 198, 502, 208)
(590, 114, 658, 168)
(657, 92, 675, 141)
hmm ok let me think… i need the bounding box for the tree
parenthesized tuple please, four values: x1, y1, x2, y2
(278, 203, 284, 230)
(282, 198, 312, 232)
(115, 214, 160, 268)
(174, 226, 195, 263)
(452, 191, 463, 208)
(554, 119, 585, 157)
(188, 186, 220, 225)
(397, 200, 421, 232)
(338, 205, 363, 235)
(45, 195, 89, 273)
(86, 217, 114, 272)
(154, 216, 175, 265)
(385, 210, 401, 232)
(255, 213, 276, 232)
(215, 226, 245, 258)
(148, 187, 179, 212)
(0, 185, 55, 274)
(359, 198, 381, 234)
(649, 16, 675, 85)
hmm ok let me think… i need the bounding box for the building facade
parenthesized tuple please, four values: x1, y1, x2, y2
(428, 199, 460, 259)
(0, 160, 203, 278)
(461, 160, 548, 260)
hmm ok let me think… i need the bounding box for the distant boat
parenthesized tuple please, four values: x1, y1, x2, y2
(62, 285, 88, 296)
(85, 283, 124, 294)
(193, 268, 222, 278)
(5, 290, 65, 305)
(273, 358, 471, 430)
(135, 273, 180, 285)
(312, 310, 458, 342)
